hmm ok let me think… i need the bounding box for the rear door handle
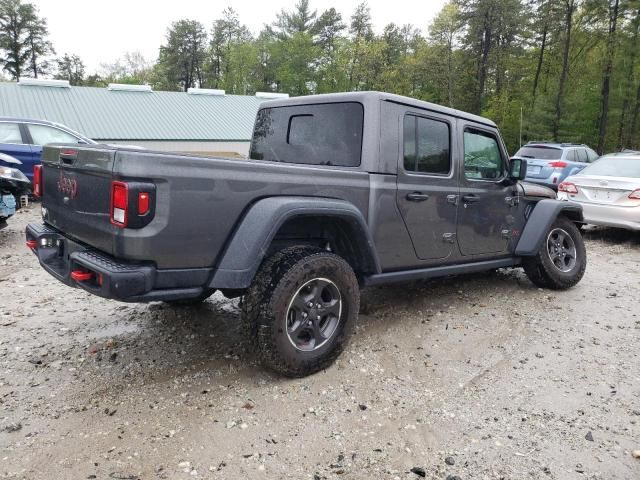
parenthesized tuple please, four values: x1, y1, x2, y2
(462, 194, 480, 204)
(406, 192, 431, 202)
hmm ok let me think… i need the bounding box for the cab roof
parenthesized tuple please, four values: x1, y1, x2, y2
(260, 91, 497, 128)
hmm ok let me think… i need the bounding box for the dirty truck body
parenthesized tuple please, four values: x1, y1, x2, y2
(27, 92, 586, 377)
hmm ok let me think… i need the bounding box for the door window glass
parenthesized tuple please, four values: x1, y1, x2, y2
(463, 129, 503, 179)
(403, 115, 451, 175)
(28, 124, 81, 146)
(577, 149, 588, 163)
(587, 149, 599, 162)
(0, 123, 23, 144)
(566, 149, 578, 162)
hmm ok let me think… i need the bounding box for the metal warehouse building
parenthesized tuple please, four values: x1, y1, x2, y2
(0, 79, 285, 156)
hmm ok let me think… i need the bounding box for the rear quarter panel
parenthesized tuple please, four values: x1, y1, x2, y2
(113, 151, 371, 269)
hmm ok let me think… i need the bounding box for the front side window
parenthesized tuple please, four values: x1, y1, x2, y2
(250, 102, 363, 167)
(0, 123, 23, 144)
(403, 115, 450, 175)
(29, 124, 82, 146)
(463, 129, 503, 180)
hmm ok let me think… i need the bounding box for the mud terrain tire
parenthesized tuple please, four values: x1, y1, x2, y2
(242, 246, 359, 377)
(523, 216, 586, 290)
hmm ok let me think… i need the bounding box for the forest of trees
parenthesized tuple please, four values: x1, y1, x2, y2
(1, 0, 640, 153)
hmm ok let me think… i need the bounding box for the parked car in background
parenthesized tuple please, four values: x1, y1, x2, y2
(557, 153, 640, 231)
(512, 142, 599, 191)
(0, 117, 95, 182)
(0, 154, 31, 230)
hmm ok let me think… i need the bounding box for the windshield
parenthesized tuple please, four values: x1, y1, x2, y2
(514, 146, 562, 160)
(580, 156, 640, 178)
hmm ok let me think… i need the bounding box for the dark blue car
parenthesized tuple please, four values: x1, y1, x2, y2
(512, 142, 599, 191)
(0, 117, 95, 181)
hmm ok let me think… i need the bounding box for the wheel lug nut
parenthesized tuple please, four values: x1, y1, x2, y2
(308, 302, 313, 308)
(302, 312, 307, 318)
(316, 303, 321, 308)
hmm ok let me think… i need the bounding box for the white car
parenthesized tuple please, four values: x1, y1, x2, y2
(557, 153, 640, 231)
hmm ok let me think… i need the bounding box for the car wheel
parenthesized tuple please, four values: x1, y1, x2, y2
(523, 216, 586, 290)
(242, 246, 359, 377)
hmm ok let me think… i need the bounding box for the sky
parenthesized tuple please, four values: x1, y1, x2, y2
(30, 0, 448, 73)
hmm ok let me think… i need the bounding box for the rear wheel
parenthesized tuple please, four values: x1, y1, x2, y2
(523, 216, 586, 290)
(242, 246, 359, 377)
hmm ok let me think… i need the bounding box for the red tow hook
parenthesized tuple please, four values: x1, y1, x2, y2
(71, 270, 95, 282)
(26, 239, 37, 249)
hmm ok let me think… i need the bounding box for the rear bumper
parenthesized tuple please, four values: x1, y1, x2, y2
(25, 223, 212, 302)
(580, 203, 640, 231)
(556, 197, 640, 231)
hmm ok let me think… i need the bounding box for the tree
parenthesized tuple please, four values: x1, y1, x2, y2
(206, 8, 251, 89)
(158, 19, 207, 91)
(429, 2, 462, 106)
(617, 4, 640, 149)
(552, 0, 578, 141)
(54, 53, 85, 85)
(23, 4, 52, 78)
(595, 0, 621, 153)
(272, 0, 317, 39)
(0, 0, 50, 80)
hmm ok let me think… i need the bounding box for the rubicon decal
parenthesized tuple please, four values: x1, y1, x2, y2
(57, 171, 78, 199)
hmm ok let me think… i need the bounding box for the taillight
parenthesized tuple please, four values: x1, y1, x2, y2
(138, 192, 150, 215)
(26, 239, 37, 249)
(549, 161, 567, 168)
(558, 182, 578, 194)
(629, 189, 640, 200)
(110, 181, 128, 227)
(33, 164, 43, 197)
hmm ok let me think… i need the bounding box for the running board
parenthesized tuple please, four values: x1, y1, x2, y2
(363, 258, 520, 287)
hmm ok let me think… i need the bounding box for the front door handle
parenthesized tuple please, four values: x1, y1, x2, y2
(462, 194, 480, 204)
(406, 192, 431, 202)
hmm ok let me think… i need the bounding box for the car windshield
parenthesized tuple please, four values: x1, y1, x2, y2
(514, 146, 562, 160)
(579, 156, 640, 178)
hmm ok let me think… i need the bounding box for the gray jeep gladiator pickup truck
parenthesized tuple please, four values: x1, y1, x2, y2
(26, 92, 586, 377)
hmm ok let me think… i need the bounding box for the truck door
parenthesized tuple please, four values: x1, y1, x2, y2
(396, 113, 459, 260)
(456, 125, 517, 256)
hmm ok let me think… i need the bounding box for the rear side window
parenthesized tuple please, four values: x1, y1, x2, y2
(463, 129, 504, 180)
(29, 124, 81, 146)
(250, 102, 363, 167)
(0, 123, 23, 144)
(587, 149, 599, 162)
(403, 115, 450, 175)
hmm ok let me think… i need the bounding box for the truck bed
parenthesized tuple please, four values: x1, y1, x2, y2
(40, 144, 370, 269)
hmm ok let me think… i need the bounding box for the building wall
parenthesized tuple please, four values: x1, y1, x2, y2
(102, 140, 251, 157)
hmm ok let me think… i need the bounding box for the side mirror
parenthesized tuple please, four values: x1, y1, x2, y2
(509, 158, 527, 181)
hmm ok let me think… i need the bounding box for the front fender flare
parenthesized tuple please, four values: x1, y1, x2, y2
(209, 196, 380, 289)
(515, 199, 583, 256)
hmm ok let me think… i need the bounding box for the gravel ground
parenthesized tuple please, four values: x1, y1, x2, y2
(0, 206, 638, 480)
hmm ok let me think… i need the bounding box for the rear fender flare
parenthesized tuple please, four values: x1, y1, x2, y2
(209, 196, 380, 289)
(515, 199, 583, 256)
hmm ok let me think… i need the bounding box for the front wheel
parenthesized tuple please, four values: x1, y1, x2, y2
(522, 216, 586, 290)
(242, 246, 359, 377)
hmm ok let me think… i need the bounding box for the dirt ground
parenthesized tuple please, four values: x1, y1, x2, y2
(0, 206, 638, 480)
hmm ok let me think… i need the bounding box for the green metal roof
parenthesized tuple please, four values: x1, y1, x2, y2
(0, 82, 266, 141)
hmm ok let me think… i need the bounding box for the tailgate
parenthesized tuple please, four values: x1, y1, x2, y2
(41, 144, 116, 255)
